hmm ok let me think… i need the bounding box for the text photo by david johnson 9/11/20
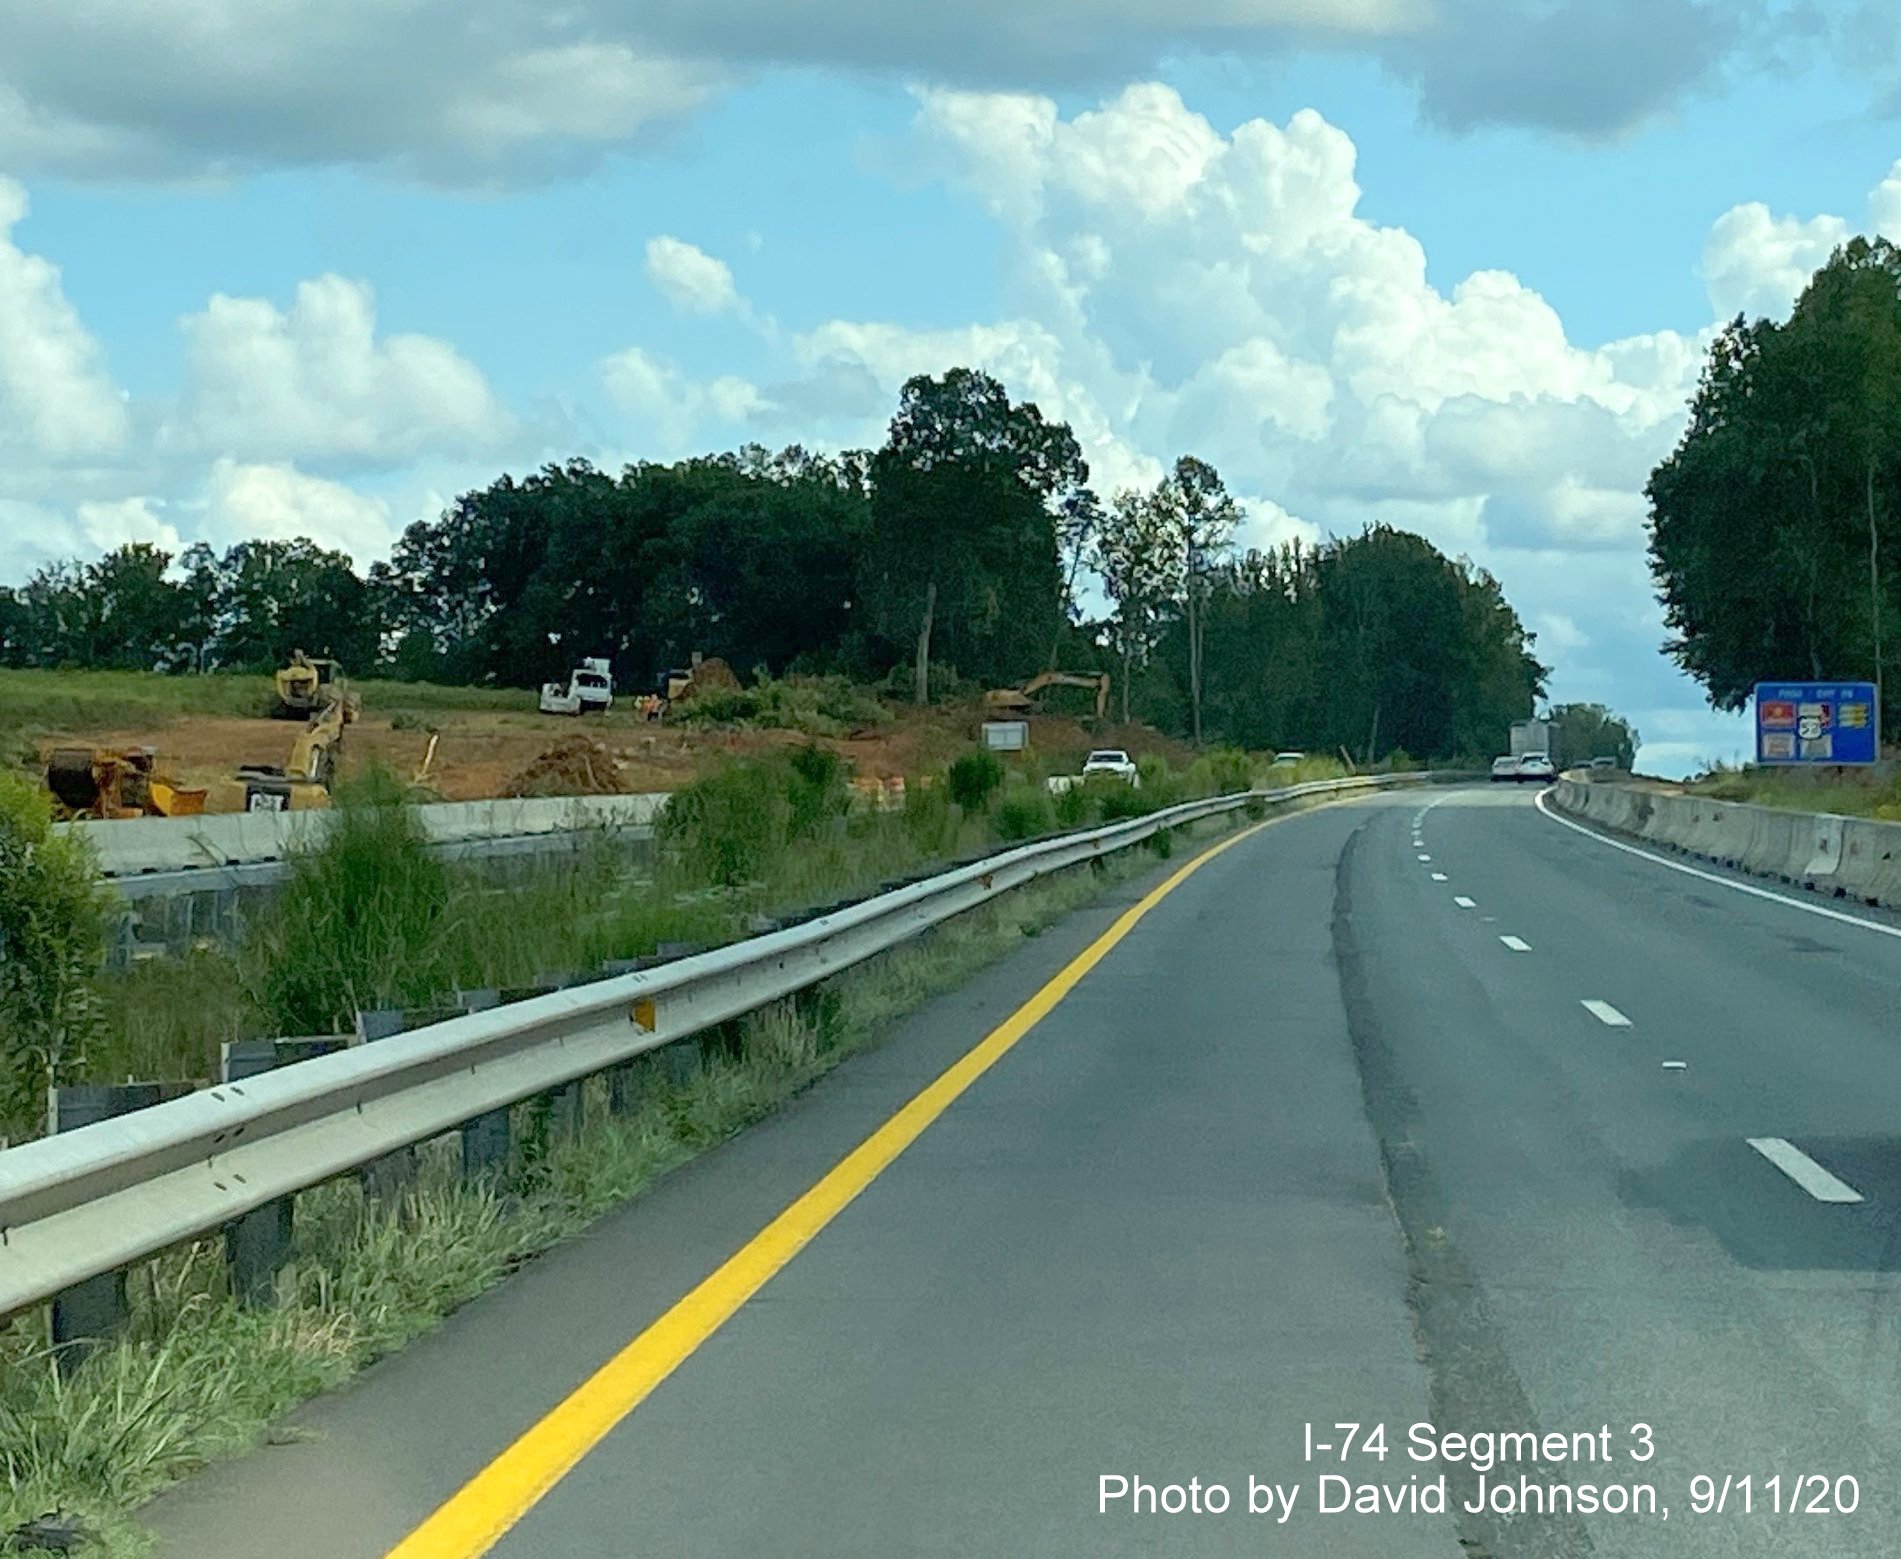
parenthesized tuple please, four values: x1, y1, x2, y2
(1096, 1423, 1864, 1528)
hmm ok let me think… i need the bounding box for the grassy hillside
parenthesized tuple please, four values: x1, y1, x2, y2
(0, 668, 532, 739)
(1687, 764, 1901, 820)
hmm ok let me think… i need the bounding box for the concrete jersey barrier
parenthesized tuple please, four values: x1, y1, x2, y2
(1550, 777, 1901, 908)
(58, 794, 669, 879)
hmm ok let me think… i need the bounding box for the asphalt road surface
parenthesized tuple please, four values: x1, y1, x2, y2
(147, 786, 1901, 1557)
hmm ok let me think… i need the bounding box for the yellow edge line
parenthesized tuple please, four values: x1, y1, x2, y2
(386, 809, 1291, 1558)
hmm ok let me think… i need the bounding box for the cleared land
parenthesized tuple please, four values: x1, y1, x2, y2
(2, 669, 1189, 805)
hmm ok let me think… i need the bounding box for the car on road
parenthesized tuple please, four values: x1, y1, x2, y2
(1271, 751, 1305, 767)
(1491, 753, 1557, 783)
(1081, 749, 1140, 785)
(1589, 755, 1618, 771)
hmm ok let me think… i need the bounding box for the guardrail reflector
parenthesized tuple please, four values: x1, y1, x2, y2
(631, 998, 657, 1032)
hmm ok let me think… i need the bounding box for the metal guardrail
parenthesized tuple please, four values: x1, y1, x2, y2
(0, 772, 1457, 1319)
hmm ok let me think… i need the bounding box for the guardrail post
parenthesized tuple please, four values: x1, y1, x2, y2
(219, 1040, 294, 1300)
(659, 1039, 702, 1088)
(607, 1061, 644, 1115)
(49, 1082, 194, 1370)
(523, 975, 585, 1151)
(213, 1035, 350, 1294)
(548, 1079, 583, 1140)
(354, 1009, 417, 1201)
(453, 990, 512, 1178)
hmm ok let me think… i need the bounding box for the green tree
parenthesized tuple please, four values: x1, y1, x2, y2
(632, 446, 872, 678)
(1546, 703, 1640, 769)
(0, 771, 107, 1137)
(80, 542, 193, 670)
(8, 558, 91, 667)
(1649, 236, 1901, 730)
(212, 538, 378, 671)
(864, 368, 1088, 702)
(1151, 456, 1239, 746)
(1193, 544, 1325, 751)
(1092, 486, 1182, 723)
(0, 585, 23, 666)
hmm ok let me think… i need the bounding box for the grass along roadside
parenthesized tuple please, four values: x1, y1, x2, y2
(1685, 762, 1901, 821)
(67, 747, 1342, 1112)
(0, 810, 1247, 1555)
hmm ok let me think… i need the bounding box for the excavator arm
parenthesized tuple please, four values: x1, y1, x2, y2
(1018, 671, 1110, 721)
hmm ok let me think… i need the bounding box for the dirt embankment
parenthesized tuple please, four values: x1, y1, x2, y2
(24, 695, 1188, 807)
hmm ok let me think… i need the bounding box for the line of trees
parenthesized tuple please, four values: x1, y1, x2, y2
(2, 366, 1553, 759)
(1545, 703, 1641, 769)
(1649, 235, 1901, 733)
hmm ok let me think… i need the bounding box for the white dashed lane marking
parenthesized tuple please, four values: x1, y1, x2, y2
(1746, 1138, 1865, 1205)
(1581, 999, 1631, 1028)
(1499, 936, 1531, 952)
(1454, 896, 1476, 909)
(1430, 872, 1448, 882)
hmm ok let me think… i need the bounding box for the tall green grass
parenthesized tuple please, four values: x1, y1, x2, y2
(656, 746, 850, 889)
(239, 768, 453, 1033)
(71, 745, 1350, 1116)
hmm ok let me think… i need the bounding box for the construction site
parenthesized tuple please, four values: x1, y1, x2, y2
(13, 656, 1184, 821)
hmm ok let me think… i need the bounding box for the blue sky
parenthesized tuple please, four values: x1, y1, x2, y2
(3, 0, 1898, 774)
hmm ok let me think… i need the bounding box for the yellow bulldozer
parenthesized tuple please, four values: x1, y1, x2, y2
(44, 747, 208, 819)
(983, 670, 1111, 722)
(271, 650, 354, 720)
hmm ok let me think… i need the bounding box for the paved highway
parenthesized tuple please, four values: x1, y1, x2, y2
(147, 786, 1901, 1556)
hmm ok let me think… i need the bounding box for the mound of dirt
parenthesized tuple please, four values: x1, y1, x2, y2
(502, 736, 629, 798)
(675, 657, 741, 702)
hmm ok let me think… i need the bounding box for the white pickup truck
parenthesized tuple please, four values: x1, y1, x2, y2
(540, 658, 614, 715)
(1081, 749, 1140, 785)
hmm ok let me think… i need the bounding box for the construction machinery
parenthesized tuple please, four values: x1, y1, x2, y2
(271, 650, 352, 720)
(44, 747, 209, 819)
(213, 695, 355, 812)
(647, 653, 740, 721)
(983, 671, 1111, 723)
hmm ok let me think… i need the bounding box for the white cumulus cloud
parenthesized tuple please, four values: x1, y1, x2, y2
(600, 345, 765, 454)
(166, 274, 515, 469)
(196, 458, 394, 564)
(645, 236, 743, 317)
(0, 178, 130, 461)
(1700, 201, 1850, 322)
(75, 497, 183, 555)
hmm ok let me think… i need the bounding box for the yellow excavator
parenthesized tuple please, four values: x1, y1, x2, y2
(212, 695, 355, 812)
(44, 747, 209, 819)
(271, 650, 353, 720)
(983, 670, 1111, 722)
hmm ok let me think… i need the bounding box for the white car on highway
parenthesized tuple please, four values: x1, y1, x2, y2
(1081, 749, 1140, 785)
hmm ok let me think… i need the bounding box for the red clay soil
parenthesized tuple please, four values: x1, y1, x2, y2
(24, 697, 1189, 807)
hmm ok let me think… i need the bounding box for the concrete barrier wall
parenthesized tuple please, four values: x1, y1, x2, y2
(60, 793, 668, 879)
(1551, 777, 1901, 908)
